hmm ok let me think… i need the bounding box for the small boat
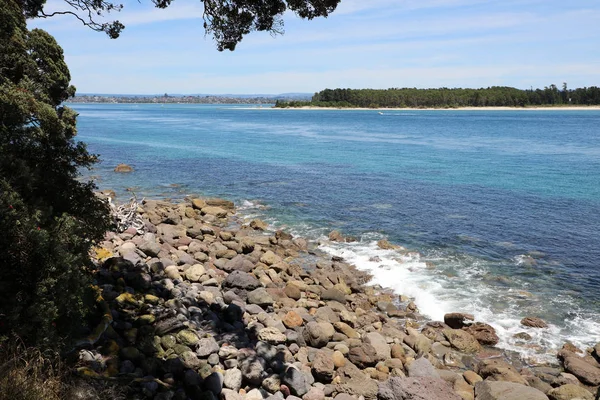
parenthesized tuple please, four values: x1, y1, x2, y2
(378, 112, 384, 115)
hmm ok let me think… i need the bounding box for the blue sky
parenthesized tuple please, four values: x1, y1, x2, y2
(30, 0, 600, 94)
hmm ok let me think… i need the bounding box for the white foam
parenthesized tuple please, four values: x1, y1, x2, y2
(318, 237, 600, 364)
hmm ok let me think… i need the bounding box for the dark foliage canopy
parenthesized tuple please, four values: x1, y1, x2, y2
(1, 0, 111, 347)
(26, 0, 341, 50)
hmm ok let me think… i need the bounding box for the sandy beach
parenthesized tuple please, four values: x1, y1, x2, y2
(267, 106, 600, 111)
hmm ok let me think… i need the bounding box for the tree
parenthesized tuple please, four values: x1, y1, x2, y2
(28, 0, 342, 51)
(0, 0, 111, 348)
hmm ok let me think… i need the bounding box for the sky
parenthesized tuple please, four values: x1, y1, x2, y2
(30, 0, 600, 94)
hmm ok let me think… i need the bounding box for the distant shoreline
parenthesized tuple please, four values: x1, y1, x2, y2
(271, 105, 600, 111)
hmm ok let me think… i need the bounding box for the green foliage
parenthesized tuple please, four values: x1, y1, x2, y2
(307, 86, 600, 108)
(0, 0, 110, 349)
(29, 0, 341, 51)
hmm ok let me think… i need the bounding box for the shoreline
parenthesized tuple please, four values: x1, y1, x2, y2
(82, 194, 600, 399)
(269, 106, 600, 111)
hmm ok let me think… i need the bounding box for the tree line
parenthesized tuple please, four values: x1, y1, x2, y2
(275, 84, 600, 108)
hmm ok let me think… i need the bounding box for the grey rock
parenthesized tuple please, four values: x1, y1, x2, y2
(248, 288, 275, 307)
(240, 357, 267, 385)
(312, 350, 335, 382)
(378, 377, 461, 400)
(321, 288, 346, 303)
(406, 357, 440, 378)
(282, 366, 310, 397)
(223, 255, 255, 273)
(474, 381, 549, 400)
(223, 270, 261, 290)
(222, 389, 244, 400)
(223, 368, 243, 391)
(364, 332, 391, 361)
(197, 337, 220, 357)
(302, 321, 335, 348)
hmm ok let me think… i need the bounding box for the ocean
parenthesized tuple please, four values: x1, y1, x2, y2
(73, 103, 600, 363)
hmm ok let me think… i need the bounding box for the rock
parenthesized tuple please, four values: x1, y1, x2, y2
(224, 368, 243, 391)
(283, 311, 304, 328)
(260, 251, 282, 266)
(378, 377, 461, 400)
(250, 219, 268, 230)
(177, 330, 200, 347)
(328, 231, 344, 242)
(258, 327, 287, 344)
(240, 357, 267, 385)
(562, 355, 600, 385)
(248, 288, 275, 307)
(348, 343, 379, 369)
(474, 381, 549, 400)
(521, 317, 548, 328)
(321, 288, 346, 303)
(204, 372, 224, 396)
(444, 313, 475, 329)
(443, 329, 481, 353)
(196, 337, 220, 357)
(312, 350, 335, 382)
(114, 163, 133, 172)
(164, 265, 181, 280)
(284, 284, 302, 300)
(262, 374, 282, 393)
(282, 367, 310, 397)
(477, 359, 528, 385)
(333, 351, 346, 368)
(463, 322, 499, 346)
(547, 384, 593, 400)
(406, 357, 440, 378)
(364, 332, 391, 361)
(391, 344, 405, 360)
(403, 333, 431, 356)
(139, 236, 162, 257)
(334, 395, 355, 400)
(192, 198, 206, 210)
(333, 322, 360, 339)
(303, 387, 325, 400)
(463, 371, 483, 385)
(202, 206, 228, 218)
(247, 388, 266, 400)
(222, 389, 244, 400)
(302, 321, 335, 348)
(223, 270, 261, 290)
(223, 255, 255, 273)
(181, 351, 201, 369)
(377, 240, 400, 250)
(185, 264, 206, 282)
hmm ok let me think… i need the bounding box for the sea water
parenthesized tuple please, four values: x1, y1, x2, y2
(73, 103, 600, 363)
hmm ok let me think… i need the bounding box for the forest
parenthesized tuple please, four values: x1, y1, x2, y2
(275, 84, 600, 108)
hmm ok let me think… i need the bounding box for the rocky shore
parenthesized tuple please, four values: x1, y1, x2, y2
(78, 196, 600, 400)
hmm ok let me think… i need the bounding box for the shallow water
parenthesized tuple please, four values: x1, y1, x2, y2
(74, 103, 600, 362)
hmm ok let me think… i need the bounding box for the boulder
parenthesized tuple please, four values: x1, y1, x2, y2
(406, 357, 440, 378)
(282, 367, 310, 397)
(321, 288, 346, 303)
(443, 329, 481, 353)
(302, 321, 335, 348)
(562, 355, 600, 385)
(547, 384, 593, 400)
(185, 264, 206, 282)
(196, 337, 220, 357)
(260, 251, 282, 266)
(222, 255, 255, 273)
(364, 332, 391, 361)
(202, 206, 228, 218)
(283, 311, 304, 328)
(223, 368, 243, 391)
(463, 322, 499, 346)
(477, 359, 528, 385)
(348, 343, 379, 369)
(521, 317, 548, 328)
(312, 350, 335, 382)
(257, 327, 287, 344)
(378, 377, 461, 400)
(250, 219, 268, 230)
(114, 163, 133, 172)
(474, 381, 549, 400)
(248, 288, 275, 307)
(444, 313, 475, 329)
(223, 270, 261, 290)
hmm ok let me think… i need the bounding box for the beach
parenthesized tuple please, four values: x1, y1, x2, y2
(79, 195, 600, 399)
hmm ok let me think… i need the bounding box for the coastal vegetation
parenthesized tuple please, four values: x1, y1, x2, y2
(275, 85, 600, 108)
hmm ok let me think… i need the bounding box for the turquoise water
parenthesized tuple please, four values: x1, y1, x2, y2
(74, 104, 600, 361)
